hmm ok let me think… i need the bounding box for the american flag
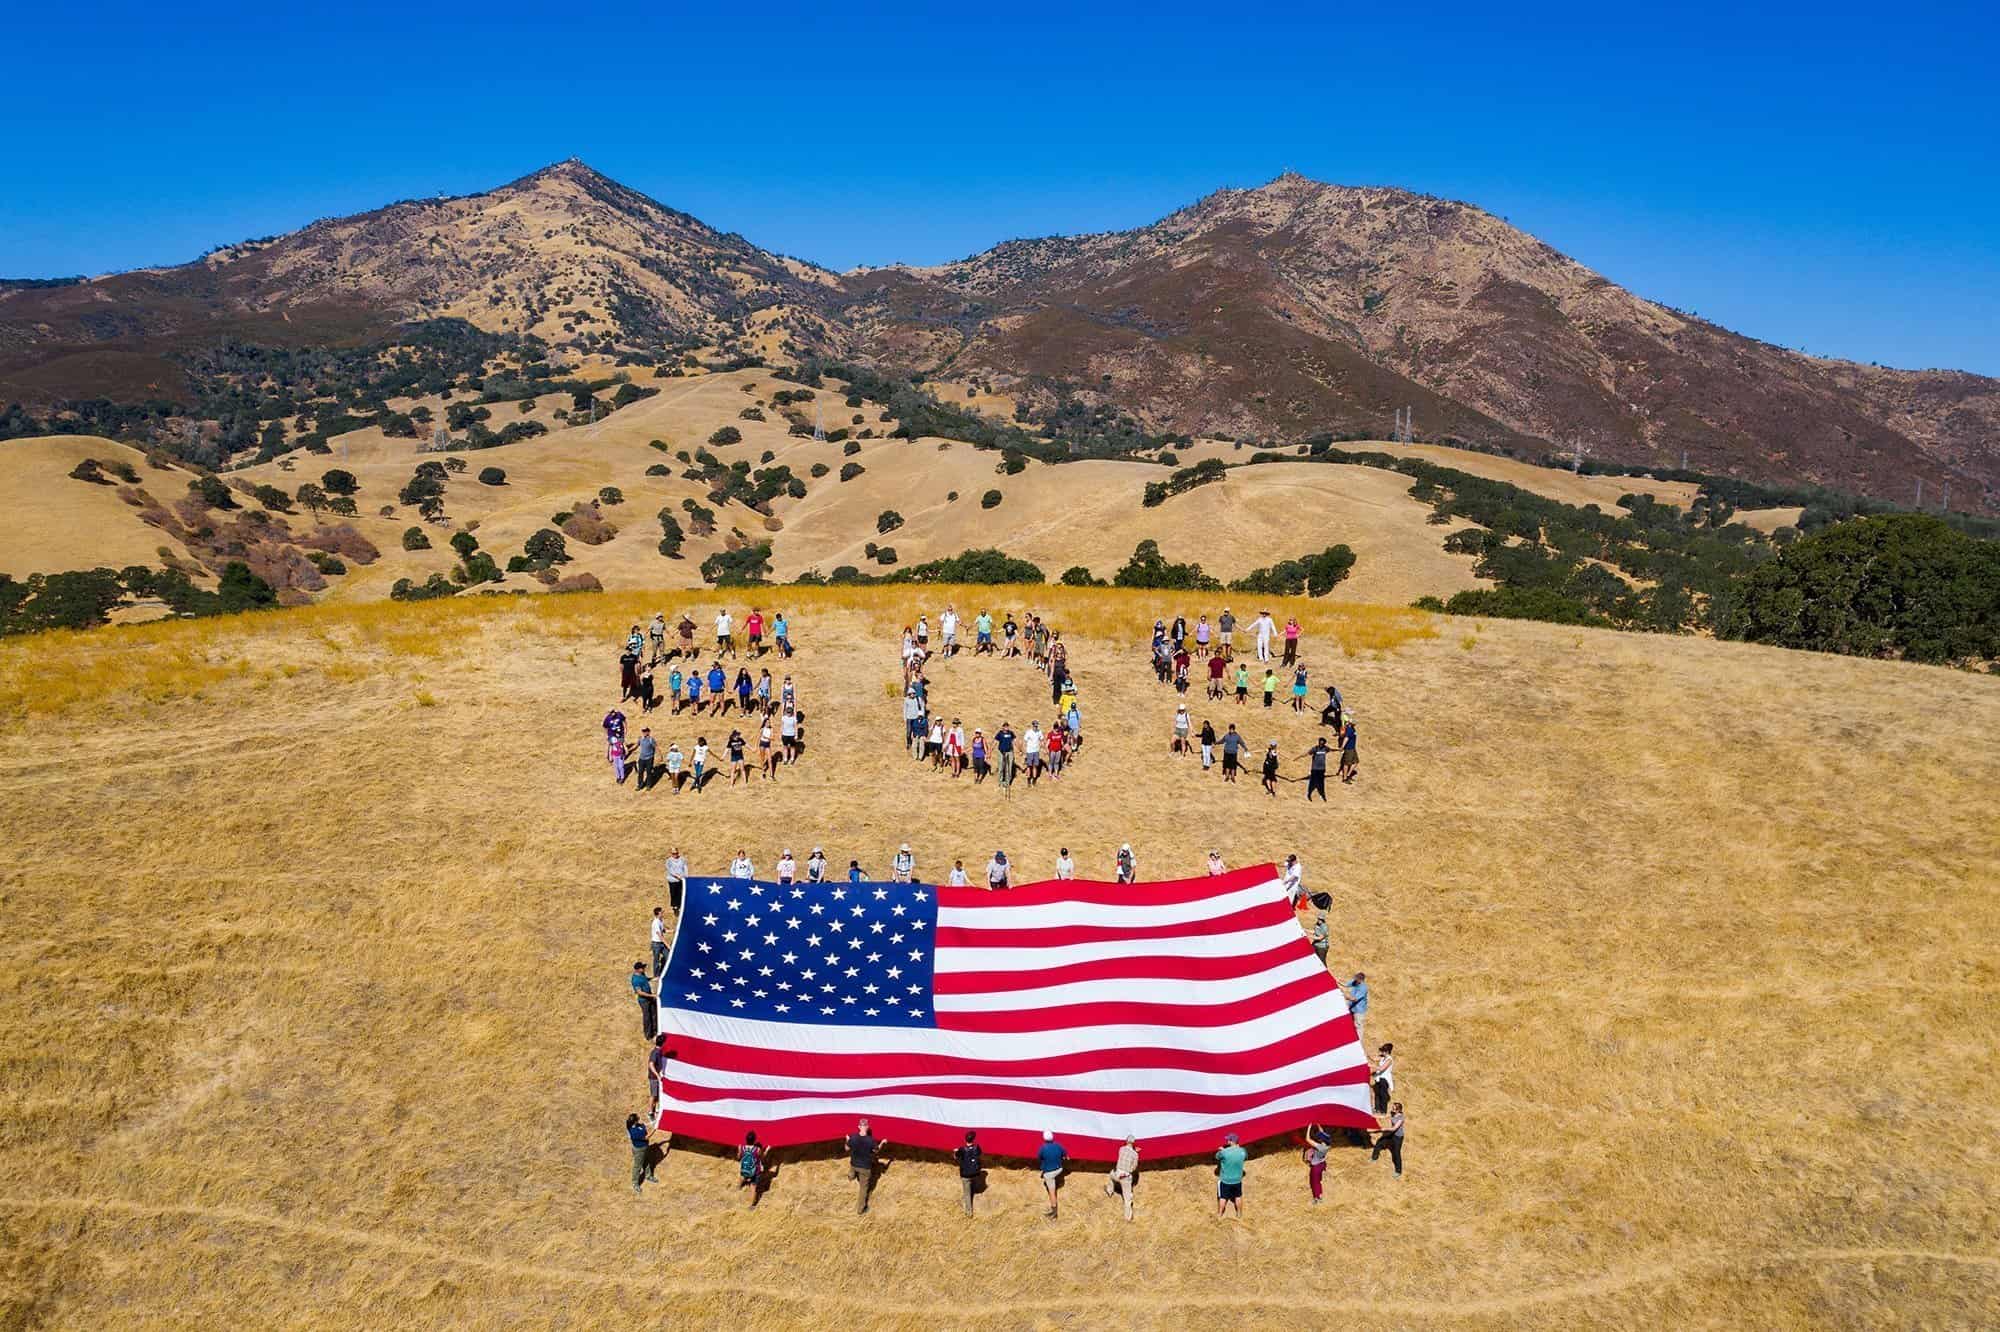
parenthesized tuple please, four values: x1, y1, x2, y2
(651, 864, 1376, 1159)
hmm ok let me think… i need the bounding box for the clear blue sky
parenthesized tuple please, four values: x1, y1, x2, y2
(5, 1, 1996, 373)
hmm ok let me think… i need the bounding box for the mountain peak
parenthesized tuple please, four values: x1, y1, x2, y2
(513, 158, 616, 190)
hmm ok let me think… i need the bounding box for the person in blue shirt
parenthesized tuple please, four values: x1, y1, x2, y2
(847, 860, 866, 884)
(626, 1113, 655, 1193)
(994, 723, 1017, 788)
(1340, 972, 1369, 1045)
(631, 962, 656, 1040)
(1036, 1130, 1069, 1218)
(707, 664, 728, 713)
(686, 672, 703, 711)
(1215, 1132, 1248, 1218)
(772, 612, 790, 656)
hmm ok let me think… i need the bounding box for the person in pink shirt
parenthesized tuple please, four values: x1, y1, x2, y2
(1282, 615, 1302, 665)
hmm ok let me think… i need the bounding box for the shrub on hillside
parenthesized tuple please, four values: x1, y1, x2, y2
(842, 441, 862, 456)
(1113, 539, 1220, 590)
(840, 463, 865, 482)
(699, 542, 773, 586)
(1060, 565, 1100, 587)
(598, 485, 624, 506)
(877, 510, 904, 534)
(321, 468, 359, 495)
(708, 427, 742, 446)
(449, 531, 480, 558)
(809, 462, 829, 478)
(980, 489, 1002, 509)
(478, 466, 507, 486)
(402, 527, 431, 551)
(657, 510, 685, 558)
(189, 475, 236, 510)
(524, 528, 570, 566)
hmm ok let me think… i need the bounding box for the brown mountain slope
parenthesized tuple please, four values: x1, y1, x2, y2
(4, 164, 1995, 512)
(842, 174, 1999, 512)
(0, 161, 845, 400)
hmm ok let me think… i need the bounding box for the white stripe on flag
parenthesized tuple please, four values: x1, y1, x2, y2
(658, 1041, 1366, 1097)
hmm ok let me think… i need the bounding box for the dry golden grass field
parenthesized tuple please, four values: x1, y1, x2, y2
(2, 586, 1997, 1329)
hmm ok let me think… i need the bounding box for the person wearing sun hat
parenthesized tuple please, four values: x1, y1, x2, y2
(892, 842, 915, 883)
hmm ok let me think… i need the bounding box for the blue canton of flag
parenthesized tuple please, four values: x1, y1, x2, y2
(660, 879, 939, 1027)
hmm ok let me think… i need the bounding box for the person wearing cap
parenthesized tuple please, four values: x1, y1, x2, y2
(986, 850, 1010, 890)
(1215, 1132, 1248, 1217)
(1206, 849, 1225, 877)
(1339, 716, 1359, 783)
(1305, 736, 1331, 801)
(630, 962, 656, 1041)
(994, 722, 1017, 788)
(1105, 1134, 1140, 1221)
(1261, 740, 1281, 795)
(947, 858, 970, 887)
(846, 1118, 887, 1214)
(954, 1130, 984, 1214)
(1280, 854, 1304, 904)
(892, 843, 915, 884)
(1114, 843, 1136, 884)
(775, 849, 796, 886)
(1036, 1130, 1069, 1218)
(1218, 607, 1236, 657)
(1054, 848, 1075, 880)
(806, 847, 827, 883)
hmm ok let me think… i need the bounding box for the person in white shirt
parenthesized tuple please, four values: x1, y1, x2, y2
(940, 605, 959, 655)
(664, 849, 689, 913)
(730, 849, 754, 879)
(1370, 1042, 1396, 1115)
(1055, 848, 1076, 879)
(986, 850, 1010, 889)
(649, 907, 668, 976)
(1022, 723, 1043, 785)
(715, 608, 735, 658)
(1280, 854, 1304, 905)
(892, 843, 915, 883)
(806, 848, 828, 882)
(1253, 610, 1276, 662)
(775, 850, 796, 885)
(916, 614, 930, 649)
(1114, 843, 1136, 883)
(1206, 850, 1226, 877)
(947, 860, 970, 887)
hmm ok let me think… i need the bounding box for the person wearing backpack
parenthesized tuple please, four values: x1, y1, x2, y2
(954, 1130, 984, 1216)
(1302, 1122, 1334, 1204)
(1114, 844, 1136, 884)
(738, 1131, 768, 1207)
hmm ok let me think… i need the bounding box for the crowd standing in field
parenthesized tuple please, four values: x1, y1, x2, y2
(625, 839, 1404, 1213)
(604, 603, 1399, 1214)
(1146, 606, 1359, 795)
(894, 604, 1088, 791)
(603, 608, 805, 793)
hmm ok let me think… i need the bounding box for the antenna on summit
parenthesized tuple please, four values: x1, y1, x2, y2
(813, 403, 825, 444)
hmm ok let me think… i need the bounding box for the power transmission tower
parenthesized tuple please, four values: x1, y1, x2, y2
(1941, 481, 1949, 512)
(813, 403, 825, 444)
(1567, 438, 1591, 473)
(1916, 478, 1924, 508)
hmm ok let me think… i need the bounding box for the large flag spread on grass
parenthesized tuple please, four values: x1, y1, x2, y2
(652, 863, 1376, 1160)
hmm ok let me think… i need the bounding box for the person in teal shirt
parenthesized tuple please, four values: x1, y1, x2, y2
(1215, 1132, 1247, 1218)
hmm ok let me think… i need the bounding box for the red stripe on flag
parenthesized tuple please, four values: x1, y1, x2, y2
(935, 973, 1332, 1034)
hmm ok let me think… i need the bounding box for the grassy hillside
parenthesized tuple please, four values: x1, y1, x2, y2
(2, 587, 1995, 1327)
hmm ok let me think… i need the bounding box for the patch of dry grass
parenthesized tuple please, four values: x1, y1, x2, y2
(0, 589, 1995, 1328)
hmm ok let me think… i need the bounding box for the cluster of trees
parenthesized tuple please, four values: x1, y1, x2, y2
(1142, 458, 1228, 507)
(1, 561, 276, 635)
(1229, 545, 1356, 597)
(797, 549, 1046, 587)
(1720, 515, 1999, 664)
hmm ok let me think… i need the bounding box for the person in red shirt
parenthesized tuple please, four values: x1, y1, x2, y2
(1207, 650, 1228, 699)
(745, 609, 764, 656)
